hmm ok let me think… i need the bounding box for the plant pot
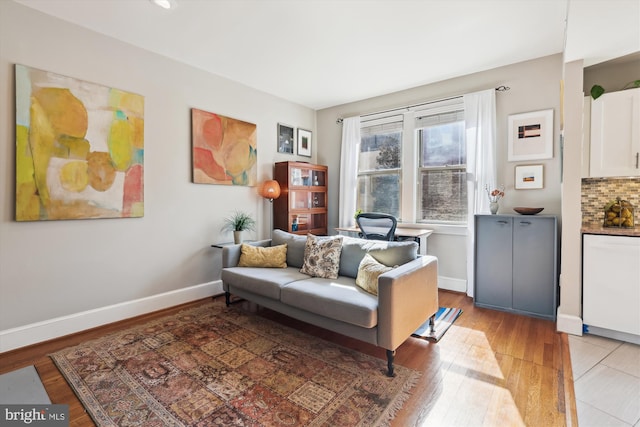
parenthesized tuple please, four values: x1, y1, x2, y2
(233, 230, 242, 244)
(490, 202, 499, 215)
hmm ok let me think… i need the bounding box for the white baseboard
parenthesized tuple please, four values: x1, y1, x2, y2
(438, 276, 467, 293)
(0, 280, 223, 353)
(556, 310, 583, 336)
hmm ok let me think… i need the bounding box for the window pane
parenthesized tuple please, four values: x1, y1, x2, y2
(420, 169, 467, 222)
(359, 131, 402, 172)
(357, 174, 400, 218)
(419, 121, 465, 167)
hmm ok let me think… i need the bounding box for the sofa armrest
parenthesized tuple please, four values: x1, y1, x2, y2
(377, 255, 439, 350)
(222, 239, 272, 268)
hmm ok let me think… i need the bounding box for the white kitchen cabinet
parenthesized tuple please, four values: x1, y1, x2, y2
(589, 87, 640, 177)
(583, 234, 640, 337)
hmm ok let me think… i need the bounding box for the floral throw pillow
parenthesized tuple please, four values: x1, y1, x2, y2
(300, 234, 343, 279)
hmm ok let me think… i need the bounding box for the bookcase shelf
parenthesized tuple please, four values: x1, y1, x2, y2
(273, 161, 328, 235)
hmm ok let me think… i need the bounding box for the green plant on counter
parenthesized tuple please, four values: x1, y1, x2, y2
(221, 210, 256, 232)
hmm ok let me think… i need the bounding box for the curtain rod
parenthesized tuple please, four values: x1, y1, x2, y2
(336, 85, 510, 124)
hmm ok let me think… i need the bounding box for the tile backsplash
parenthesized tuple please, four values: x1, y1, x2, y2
(581, 177, 640, 225)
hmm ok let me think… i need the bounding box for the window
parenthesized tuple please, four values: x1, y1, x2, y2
(416, 108, 467, 222)
(357, 117, 403, 219)
(356, 98, 466, 224)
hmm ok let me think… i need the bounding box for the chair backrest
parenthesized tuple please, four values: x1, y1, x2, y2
(356, 213, 397, 241)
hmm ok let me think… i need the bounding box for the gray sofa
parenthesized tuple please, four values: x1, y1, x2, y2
(221, 229, 439, 376)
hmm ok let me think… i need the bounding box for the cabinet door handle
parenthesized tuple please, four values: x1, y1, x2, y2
(636, 152, 639, 169)
(497, 220, 509, 225)
(519, 221, 532, 226)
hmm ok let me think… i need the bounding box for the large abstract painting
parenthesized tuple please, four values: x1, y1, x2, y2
(192, 108, 257, 186)
(15, 64, 145, 221)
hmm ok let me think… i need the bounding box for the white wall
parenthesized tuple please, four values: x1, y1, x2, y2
(557, 59, 585, 335)
(0, 1, 315, 350)
(317, 54, 564, 290)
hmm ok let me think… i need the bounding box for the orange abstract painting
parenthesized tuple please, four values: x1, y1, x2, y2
(191, 108, 257, 186)
(15, 65, 145, 221)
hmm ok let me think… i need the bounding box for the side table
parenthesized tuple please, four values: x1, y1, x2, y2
(211, 241, 254, 248)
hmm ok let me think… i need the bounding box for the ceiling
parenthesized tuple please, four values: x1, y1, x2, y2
(13, 0, 640, 110)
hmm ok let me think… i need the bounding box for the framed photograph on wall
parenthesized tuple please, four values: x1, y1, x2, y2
(297, 128, 312, 157)
(515, 164, 544, 189)
(508, 109, 553, 161)
(277, 123, 295, 154)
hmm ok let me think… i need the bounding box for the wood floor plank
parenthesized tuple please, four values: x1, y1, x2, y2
(0, 291, 574, 426)
(561, 332, 579, 427)
(489, 353, 526, 426)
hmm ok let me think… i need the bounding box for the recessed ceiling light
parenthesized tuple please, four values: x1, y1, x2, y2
(150, 0, 175, 10)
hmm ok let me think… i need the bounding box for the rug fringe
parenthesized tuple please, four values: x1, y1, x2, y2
(376, 371, 422, 427)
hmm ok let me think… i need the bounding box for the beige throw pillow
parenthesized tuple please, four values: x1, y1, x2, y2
(300, 234, 343, 279)
(355, 253, 393, 295)
(238, 244, 287, 268)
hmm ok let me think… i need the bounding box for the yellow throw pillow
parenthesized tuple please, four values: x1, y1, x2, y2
(238, 244, 287, 268)
(355, 253, 393, 295)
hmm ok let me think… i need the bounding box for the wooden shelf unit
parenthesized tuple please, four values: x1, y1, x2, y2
(273, 161, 328, 235)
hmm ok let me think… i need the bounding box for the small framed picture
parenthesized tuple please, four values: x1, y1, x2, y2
(508, 109, 553, 161)
(515, 164, 544, 189)
(297, 128, 312, 157)
(277, 123, 295, 154)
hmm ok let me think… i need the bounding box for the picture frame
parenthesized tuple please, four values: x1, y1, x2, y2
(192, 108, 257, 186)
(297, 128, 312, 157)
(277, 123, 295, 154)
(507, 109, 553, 161)
(515, 164, 544, 189)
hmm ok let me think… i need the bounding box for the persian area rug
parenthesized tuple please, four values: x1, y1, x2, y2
(50, 300, 420, 426)
(411, 307, 463, 343)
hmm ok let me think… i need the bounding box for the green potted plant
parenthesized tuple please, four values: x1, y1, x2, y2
(591, 79, 640, 99)
(222, 210, 256, 244)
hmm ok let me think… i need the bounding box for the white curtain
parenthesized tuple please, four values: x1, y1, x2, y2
(339, 116, 361, 228)
(464, 89, 496, 297)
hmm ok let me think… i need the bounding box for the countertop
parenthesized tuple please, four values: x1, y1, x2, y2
(581, 222, 640, 237)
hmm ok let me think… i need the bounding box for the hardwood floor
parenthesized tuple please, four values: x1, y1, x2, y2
(0, 290, 578, 426)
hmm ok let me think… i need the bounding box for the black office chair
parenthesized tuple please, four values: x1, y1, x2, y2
(356, 213, 397, 241)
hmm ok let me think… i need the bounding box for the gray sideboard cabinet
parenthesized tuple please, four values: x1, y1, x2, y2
(474, 214, 558, 320)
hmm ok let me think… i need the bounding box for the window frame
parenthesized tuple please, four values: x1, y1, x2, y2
(357, 115, 404, 220)
(415, 107, 467, 224)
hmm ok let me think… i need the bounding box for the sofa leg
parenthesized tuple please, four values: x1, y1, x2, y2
(386, 350, 395, 377)
(225, 291, 231, 307)
(429, 314, 436, 334)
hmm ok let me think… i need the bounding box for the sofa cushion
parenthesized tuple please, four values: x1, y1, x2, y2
(355, 253, 393, 296)
(300, 234, 343, 279)
(221, 267, 309, 300)
(339, 236, 418, 278)
(238, 243, 287, 268)
(272, 229, 307, 268)
(280, 276, 378, 328)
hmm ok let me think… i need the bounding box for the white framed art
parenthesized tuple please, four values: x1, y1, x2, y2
(297, 128, 312, 157)
(515, 164, 544, 189)
(508, 109, 553, 161)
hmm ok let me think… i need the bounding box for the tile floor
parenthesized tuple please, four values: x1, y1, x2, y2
(569, 334, 640, 426)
